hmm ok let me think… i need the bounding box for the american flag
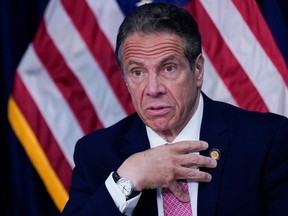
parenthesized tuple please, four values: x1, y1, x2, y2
(7, 0, 288, 212)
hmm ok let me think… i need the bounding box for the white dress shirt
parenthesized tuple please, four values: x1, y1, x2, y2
(105, 94, 204, 215)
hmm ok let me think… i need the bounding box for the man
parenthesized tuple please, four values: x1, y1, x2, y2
(61, 3, 288, 216)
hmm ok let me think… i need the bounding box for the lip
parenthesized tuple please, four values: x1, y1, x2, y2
(145, 105, 171, 116)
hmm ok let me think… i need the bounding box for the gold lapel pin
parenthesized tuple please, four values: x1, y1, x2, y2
(210, 148, 221, 161)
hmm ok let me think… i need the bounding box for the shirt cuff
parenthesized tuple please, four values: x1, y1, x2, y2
(105, 172, 141, 215)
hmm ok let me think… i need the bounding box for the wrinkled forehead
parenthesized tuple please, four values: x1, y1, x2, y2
(120, 33, 184, 64)
(121, 32, 184, 54)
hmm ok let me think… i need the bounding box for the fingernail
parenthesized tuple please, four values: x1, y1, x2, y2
(212, 159, 217, 167)
(207, 174, 212, 182)
(202, 141, 208, 148)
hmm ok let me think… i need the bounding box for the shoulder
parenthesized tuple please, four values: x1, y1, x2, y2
(70, 113, 144, 172)
(74, 112, 143, 153)
(202, 93, 288, 140)
(203, 93, 287, 126)
(217, 100, 287, 127)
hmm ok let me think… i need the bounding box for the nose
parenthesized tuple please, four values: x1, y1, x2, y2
(144, 73, 165, 97)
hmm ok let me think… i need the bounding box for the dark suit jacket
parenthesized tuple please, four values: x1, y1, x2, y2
(61, 94, 288, 216)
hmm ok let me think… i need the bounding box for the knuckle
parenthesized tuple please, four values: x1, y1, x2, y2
(190, 154, 201, 164)
(184, 142, 191, 151)
(187, 169, 197, 178)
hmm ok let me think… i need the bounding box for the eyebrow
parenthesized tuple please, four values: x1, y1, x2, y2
(124, 55, 179, 72)
(123, 60, 144, 74)
(127, 60, 143, 66)
(159, 55, 178, 65)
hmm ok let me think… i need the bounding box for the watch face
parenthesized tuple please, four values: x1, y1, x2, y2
(117, 178, 133, 196)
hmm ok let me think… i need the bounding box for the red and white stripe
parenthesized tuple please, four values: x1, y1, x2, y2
(187, 0, 288, 115)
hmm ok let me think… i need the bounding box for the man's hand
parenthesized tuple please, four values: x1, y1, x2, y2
(117, 140, 217, 202)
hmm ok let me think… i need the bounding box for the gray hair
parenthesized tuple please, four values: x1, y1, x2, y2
(115, 2, 202, 73)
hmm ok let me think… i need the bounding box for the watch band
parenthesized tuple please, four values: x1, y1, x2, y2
(112, 171, 140, 200)
(112, 171, 121, 182)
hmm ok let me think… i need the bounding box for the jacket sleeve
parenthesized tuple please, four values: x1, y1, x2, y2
(61, 139, 124, 216)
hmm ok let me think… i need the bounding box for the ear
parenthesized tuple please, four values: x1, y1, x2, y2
(195, 54, 204, 87)
(125, 81, 131, 93)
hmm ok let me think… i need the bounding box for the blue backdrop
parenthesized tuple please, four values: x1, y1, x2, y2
(0, 0, 59, 215)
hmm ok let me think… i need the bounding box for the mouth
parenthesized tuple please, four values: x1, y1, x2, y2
(145, 105, 171, 116)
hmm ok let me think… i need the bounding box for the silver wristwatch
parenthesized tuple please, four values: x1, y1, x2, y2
(112, 171, 140, 200)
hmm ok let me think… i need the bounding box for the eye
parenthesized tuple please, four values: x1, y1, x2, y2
(163, 64, 176, 73)
(132, 69, 143, 77)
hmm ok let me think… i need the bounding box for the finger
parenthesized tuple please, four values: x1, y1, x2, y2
(172, 140, 209, 154)
(187, 169, 212, 182)
(176, 167, 212, 182)
(168, 181, 190, 202)
(177, 153, 217, 168)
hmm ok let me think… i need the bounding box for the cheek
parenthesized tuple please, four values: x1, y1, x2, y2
(127, 86, 143, 109)
(173, 80, 197, 106)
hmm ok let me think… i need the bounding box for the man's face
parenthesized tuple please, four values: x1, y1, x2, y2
(121, 32, 204, 140)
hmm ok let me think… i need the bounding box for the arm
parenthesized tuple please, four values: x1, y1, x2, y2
(61, 141, 124, 216)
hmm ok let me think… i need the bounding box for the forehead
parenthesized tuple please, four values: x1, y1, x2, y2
(121, 32, 185, 60)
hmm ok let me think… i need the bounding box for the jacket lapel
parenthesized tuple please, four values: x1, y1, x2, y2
(197, 94, 231, 216)
(121, 115, 151, 158)
(120, 115, 158, 215)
